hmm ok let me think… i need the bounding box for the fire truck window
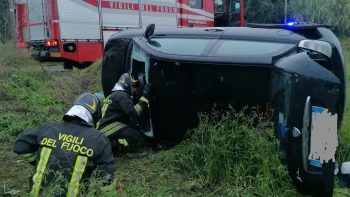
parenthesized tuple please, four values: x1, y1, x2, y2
(230, 1, 240, 13)
(214, 0, 226, 13)
(190, 0, 202, 9)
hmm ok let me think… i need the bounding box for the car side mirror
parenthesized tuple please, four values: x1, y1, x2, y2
(144, 24, 155, 40)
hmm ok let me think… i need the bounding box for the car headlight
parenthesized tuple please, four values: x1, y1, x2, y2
(298, 40, 332, 58)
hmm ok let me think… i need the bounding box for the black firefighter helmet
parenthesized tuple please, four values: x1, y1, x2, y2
(114, 73, 139, 93)
(64, 92, 102, 126)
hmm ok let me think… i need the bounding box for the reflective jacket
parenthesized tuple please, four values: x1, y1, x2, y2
(14, 118, 115, 197)
(97, 90, 149, 136)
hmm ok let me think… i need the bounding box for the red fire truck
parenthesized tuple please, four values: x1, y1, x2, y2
(14, 0, 244, 68)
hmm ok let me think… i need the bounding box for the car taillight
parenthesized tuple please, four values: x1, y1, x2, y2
(44, 39, 58, 47)
(298, 40, 332, 58)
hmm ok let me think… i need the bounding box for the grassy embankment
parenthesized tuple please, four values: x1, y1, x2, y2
(0, 38, 349, 196)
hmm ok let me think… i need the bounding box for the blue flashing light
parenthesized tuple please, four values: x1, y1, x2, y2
(287, 22, 296, 26)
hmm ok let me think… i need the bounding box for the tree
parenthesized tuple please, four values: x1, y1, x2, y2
(244, 0, 350, 35)
(0, 0, 14, 43)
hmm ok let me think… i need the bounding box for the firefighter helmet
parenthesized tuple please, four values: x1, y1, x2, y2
(113, 73, 139, 92)
(64, 93, 102, 126)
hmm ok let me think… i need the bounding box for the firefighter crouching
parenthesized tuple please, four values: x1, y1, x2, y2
(97, 73, 151, 153)
(14, 93, 117, 197)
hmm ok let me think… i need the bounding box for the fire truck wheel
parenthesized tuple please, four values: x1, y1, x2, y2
(63, 60, 74, 70)
(76, 62, 92, 69)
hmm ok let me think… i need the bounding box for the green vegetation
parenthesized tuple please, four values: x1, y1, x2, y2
(0, 44, 102, 139)
(244, 0, 350, 35)
(0, 37, 349, 196)
(337, 37, 350, 165)
(0, 1, 14, 43)
(145, 109, 297, 196)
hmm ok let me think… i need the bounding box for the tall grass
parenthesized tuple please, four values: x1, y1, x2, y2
(0, 44, 105, 195)
(154, 108, 297, 196)
(337, 38, 350, 163)
(0, 44, 102, 139)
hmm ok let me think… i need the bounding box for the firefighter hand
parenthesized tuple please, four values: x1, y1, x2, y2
(142, 83, 151, 100)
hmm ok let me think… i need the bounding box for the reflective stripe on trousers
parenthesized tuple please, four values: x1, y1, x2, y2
(31, 147, 52, 197)
(99, 121, 127, 137)
(68, 155, 88, 197)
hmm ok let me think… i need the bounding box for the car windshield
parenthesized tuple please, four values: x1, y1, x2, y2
(210, 40, 295, 57)
(146, 38, 212, 56)
(146, 38, 295, 57)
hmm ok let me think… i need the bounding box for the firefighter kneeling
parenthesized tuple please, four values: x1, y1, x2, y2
(14, 93, 119, 197)
(98, 73, 151, 154)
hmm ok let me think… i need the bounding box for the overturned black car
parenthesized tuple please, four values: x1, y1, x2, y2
(101, 24, 347, 196)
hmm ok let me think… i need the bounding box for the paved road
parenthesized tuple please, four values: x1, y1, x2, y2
(42, 64, 77, 72)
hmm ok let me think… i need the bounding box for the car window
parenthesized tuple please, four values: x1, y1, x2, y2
(131, 43, 150, 82)
(146, 38, 212, 56)
(211, 40, 295, 56)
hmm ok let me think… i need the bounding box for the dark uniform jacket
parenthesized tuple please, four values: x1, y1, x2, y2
(97, 90, 148, 136)
(14, 118, 115, 197)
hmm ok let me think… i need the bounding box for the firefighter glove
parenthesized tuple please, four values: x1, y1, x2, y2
(142, 83, 151, 100)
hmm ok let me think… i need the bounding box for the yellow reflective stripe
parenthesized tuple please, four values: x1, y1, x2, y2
(99, 121, 127, 136)
(68, 156, 88, 197)
(96, 121, 101, 129)
(139, 96, 149, 104)
(134, 104, 143, 115)
(31, 147, 52, 197)
(118, 139, 129, 147)
(101, 103, 110, 120)
(22, 152, 36, 163)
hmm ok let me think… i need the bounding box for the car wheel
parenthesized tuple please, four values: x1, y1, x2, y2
(287, 97, 335, 197)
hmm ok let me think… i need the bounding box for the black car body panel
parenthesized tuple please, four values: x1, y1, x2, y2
(104, 26, 346, 143)
(102, 25, 346, 195)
